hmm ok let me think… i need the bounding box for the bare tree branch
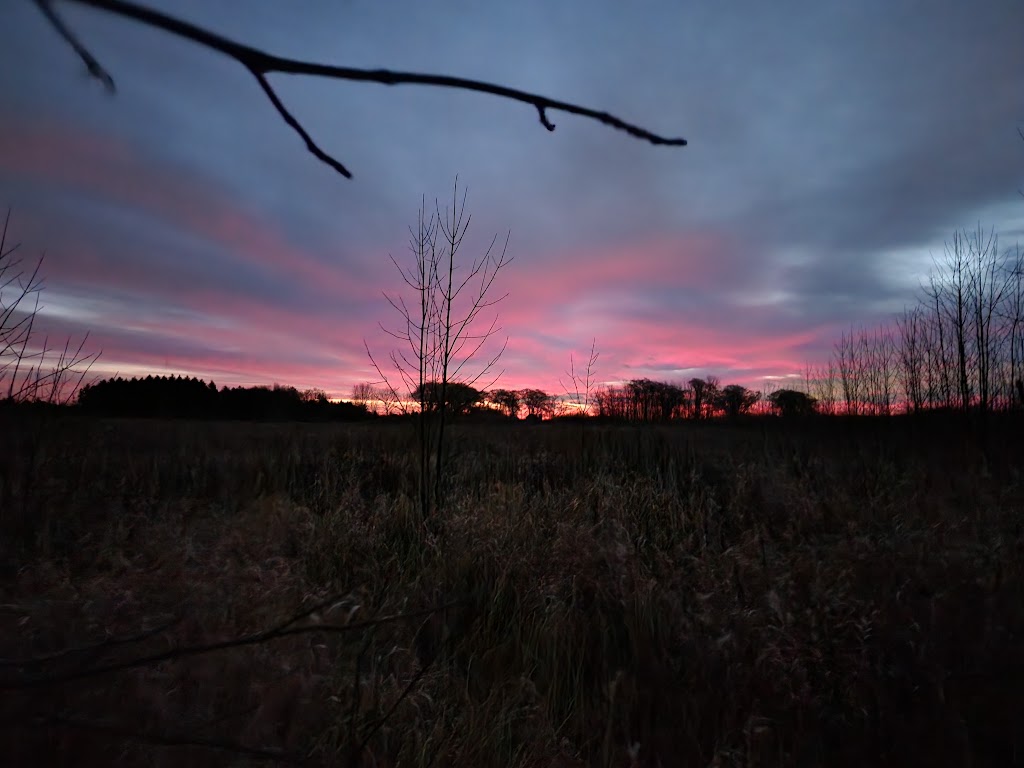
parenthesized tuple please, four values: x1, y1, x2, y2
(0, 616, 179, 669)
(355, 644, 438, 761)
(561, 338, 600, 416)
(6, 713, 305, 764)
(33, 0, 115, 91)
(1, 599, 462, 690)
(33, 0, 687, 180)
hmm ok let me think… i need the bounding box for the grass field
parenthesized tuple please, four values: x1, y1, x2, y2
(1, 411, 1022, 766)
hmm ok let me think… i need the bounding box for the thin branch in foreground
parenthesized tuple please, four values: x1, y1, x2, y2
(33, 0, 115, 91)
(1, 599, 463, 690)
(34, 0, 687, 180)
(0, 616, 179, 669)
(249, 66, 353, 178)
(355, 647, 438, 761)
(10, 713, 305, 764)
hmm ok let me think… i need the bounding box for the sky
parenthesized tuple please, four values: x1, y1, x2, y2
(1, 0, 1022, 399)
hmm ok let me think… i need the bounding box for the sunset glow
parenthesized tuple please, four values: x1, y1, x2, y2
(2, 1, 1022, 400)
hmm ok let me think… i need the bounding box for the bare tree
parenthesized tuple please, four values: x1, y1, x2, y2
(1004, 245, 1024, 407)
(704, 375, 721, 417)
(300, 387, 328, 404)
(560, 339, 600, 417)
(716, 383, 760, 419)
(688, 377, 711, 420)
(487, 388, 521, 418)
(31, 0, 687, 182)
(896, 307, 927, 413)
(754, 378, 778, 416)
(964, 225, 1008, 413)
(939, 233, 973, 410)
(373, 384, 402, 416)
(350, 382, 375, 408)
(864, 325, 896, 416)
(353, 382, 401, 415)
(595, 384, 628, 419)
(351, 381, 392, 413)
(812, 361, 838, 415)
(1, 210, 99, 404)
(625, 379, 661, 422)
(835, 327, 866, 415)
(520, 389, 556, 419)
(921, 277, 955, 410)
(810, 218, 1024, 416)
(367, 181, 511, 519)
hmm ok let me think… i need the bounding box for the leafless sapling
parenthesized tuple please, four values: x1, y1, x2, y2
(367, 181, 511, 520)
(0, 210, 99, 404)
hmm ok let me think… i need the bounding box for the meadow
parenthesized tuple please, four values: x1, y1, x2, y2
(1, 410, 1022, 766)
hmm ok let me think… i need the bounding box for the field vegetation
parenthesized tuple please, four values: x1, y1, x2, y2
(2, 408, 1022, 766)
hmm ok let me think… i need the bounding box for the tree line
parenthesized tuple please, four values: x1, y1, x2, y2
(77, 375, 371, 421)
(592, 378, 760, 420)
(350, 377, 817, 420)
(64, 373, 817, 423)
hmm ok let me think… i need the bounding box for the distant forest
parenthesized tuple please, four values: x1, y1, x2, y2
(69, 374, 803, 422)
(76, 376, 371, 421)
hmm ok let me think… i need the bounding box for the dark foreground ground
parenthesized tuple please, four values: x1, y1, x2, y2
(1, 411, 1022, 766)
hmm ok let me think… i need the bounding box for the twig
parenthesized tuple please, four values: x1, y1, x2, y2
(347, 632, 375, 761)
(354, 641, 439, 762)
(352, 593, 472, 764)
(33, 0, 687, 180)
(1, 600, 463, 690)
(0, 615, 179, 668)
(32, 0, 115, 91)
(14, 713, 305, 764)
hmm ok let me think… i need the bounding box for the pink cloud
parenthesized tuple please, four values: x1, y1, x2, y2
(502, 231, 745, 304)
(0, 117, 376, 302)
(465, 234, 828, 392)
(2, 116, 836, 399)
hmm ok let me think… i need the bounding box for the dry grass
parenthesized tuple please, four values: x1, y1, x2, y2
(1, 411, 1022, 766)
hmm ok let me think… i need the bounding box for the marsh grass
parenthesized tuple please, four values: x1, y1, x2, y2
(1, 411, 1022, 766)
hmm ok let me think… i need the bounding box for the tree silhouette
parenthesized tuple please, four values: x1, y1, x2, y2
(411, 381, 481, 416)
(368, 182, 510, 519)
(32, 0, 687, 181)
(77, 375, 371, 420)
(768, 389, 816, 418)
(520, 388, 556, 419)
(808, 219, 1024, 415)
(689, 377, 712, 419)
(1, 210, 99, 403)
(716, 384, 760, 419)
(561, 339, 600, 417)
(488, 388, 521, 418)
(622, 378, 684, 422)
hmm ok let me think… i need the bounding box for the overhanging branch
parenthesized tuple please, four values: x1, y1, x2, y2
(33, 0, 687, 180)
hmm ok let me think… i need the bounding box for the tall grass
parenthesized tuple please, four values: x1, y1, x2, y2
(1, 410, 1022, 766)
